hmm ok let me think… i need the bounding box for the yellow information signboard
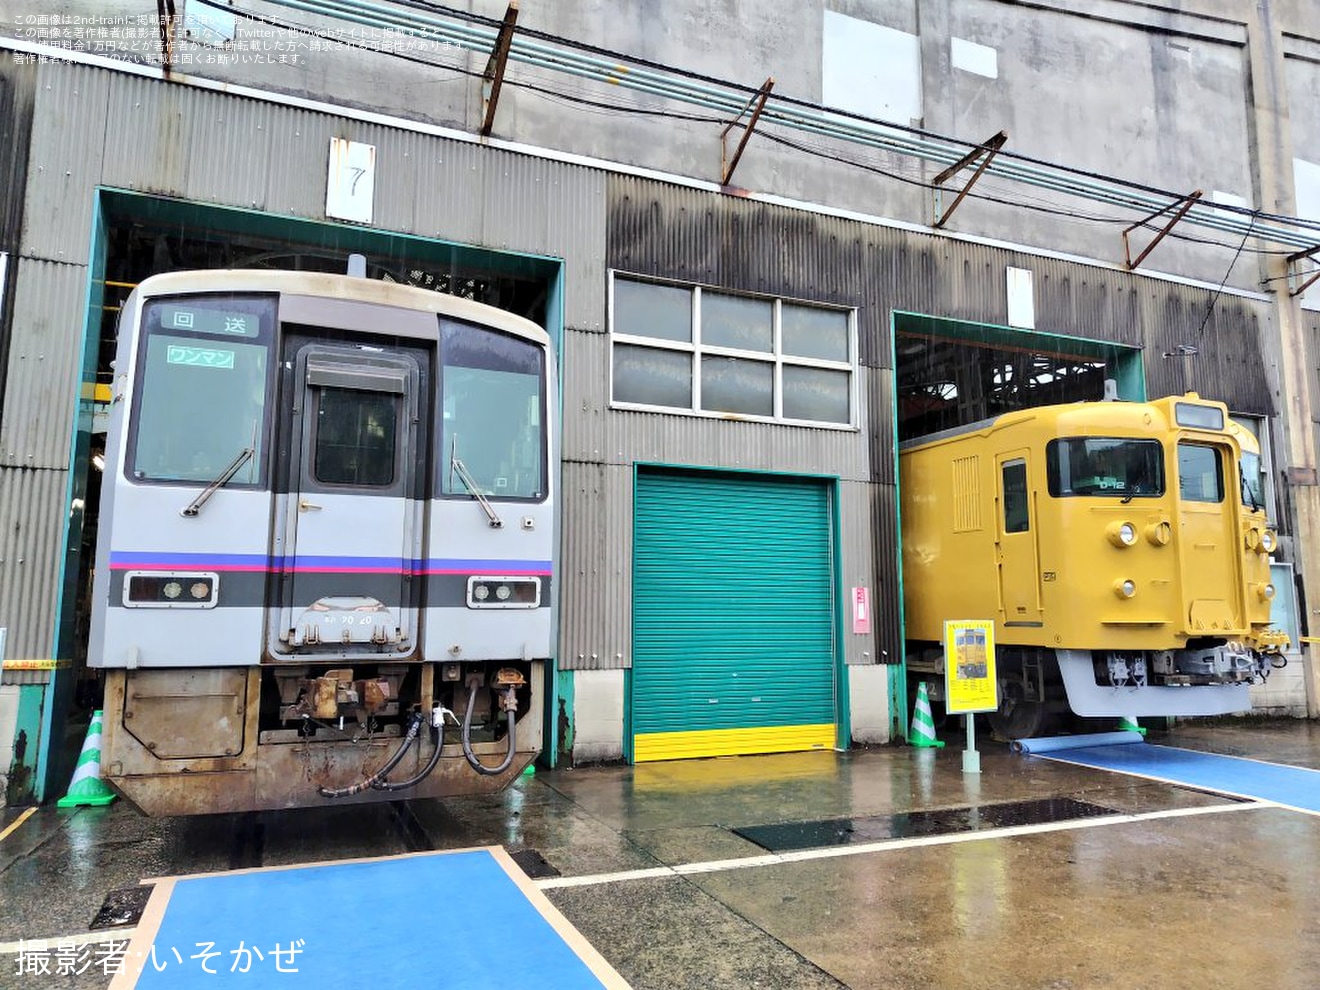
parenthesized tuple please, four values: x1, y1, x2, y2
(943, 619, 998, 714)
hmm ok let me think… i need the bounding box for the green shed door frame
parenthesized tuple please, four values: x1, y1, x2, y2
(627, 465, 848, 763)
(887, 309, 1145, 740)
(39, 189, 568, 801)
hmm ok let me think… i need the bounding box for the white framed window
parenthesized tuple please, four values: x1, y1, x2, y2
(609, 273, 857, 428)
(1231, 414, 1276, 525)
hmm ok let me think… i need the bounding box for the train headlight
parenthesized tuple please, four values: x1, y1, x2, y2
(1107, 521, 1138, 548)
(1145, 521, 1172, 547)
(1260, 530, 1277, 554)
(1257, 583, 1276, 602)
(1245, 528, 1262, 551)
(1114, 579, 1137, 599)
(124, 571, 217, 608)
(466, 576, 541, 609)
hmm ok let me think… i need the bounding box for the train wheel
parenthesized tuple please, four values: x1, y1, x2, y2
(988, 681, 1046, 741)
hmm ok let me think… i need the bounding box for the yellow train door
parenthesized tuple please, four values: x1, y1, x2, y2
(1176, 441, 1244, 633)
(996, 453, 1043, 627)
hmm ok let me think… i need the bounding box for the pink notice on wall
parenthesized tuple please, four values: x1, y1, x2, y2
(851, 586, 872, 634)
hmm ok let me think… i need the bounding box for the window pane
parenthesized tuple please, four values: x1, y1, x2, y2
(1178, 443, 1224, 503)
(703, 292, 772, 352)
(614, 279, 692, 342)
(783, 366, 850, 423)
(613, 344, 692, 408)
(441, 320, 546, 499)
(701, 356, 773, 416)
(782, 305, 849, 361)
(131, 295, 273, 485)
(132, 337, 269, 483)
(1002, 460, 1029, 533)
(1240, 451, 1264, 511)
(314, 388, 397, 486)
(1046, 438, 1164, 498)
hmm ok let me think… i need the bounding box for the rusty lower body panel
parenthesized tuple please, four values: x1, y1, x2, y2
(99, 664, 543, 816)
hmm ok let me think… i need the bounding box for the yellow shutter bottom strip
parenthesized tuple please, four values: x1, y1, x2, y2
(633, 724, 836, 762)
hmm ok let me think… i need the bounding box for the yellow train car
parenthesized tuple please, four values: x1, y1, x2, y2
(900, 393, 1287, 736)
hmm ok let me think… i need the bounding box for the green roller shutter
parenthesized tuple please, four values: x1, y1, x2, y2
(632, 469, 837, 761)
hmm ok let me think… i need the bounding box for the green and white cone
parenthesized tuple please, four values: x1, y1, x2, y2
(908, 682, 945, 749)
(1118, 715, 1147, 737)
(57, 710, 117, 809)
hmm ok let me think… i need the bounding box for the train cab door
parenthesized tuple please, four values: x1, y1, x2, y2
(1175, 441, 1244, 632)
(269, 341, 427, 658)
(995, 453, 1042, 625)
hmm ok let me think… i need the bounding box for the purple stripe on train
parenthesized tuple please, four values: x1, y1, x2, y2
(108, 551, 552, 575)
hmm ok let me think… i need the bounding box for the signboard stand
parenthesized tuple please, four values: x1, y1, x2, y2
(943, 619, 998, 776)
(963, 714, 981, 774)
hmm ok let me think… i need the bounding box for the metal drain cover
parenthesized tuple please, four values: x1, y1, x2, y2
(734, 797, 1117, 852)
(90, 885, 155, 930)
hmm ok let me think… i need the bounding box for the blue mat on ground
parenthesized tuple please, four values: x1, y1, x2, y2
(1033, 742, 1320, 815)
(116, 847, 626, 989)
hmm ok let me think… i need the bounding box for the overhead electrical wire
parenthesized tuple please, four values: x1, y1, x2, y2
(217, 0, 1320, 274)
(380, 0, 1320, 241)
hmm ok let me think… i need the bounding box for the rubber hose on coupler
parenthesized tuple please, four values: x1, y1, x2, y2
(373, 717, 447, 791)
(461, 684, 517, 776)
(318, 710, 424, 798)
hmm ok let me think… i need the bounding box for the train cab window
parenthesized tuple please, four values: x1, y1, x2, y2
(1177, 443, 1224, 503)
(1001, 459, 1029, 533)
(1046, 438, 1164, 499)
(1239, 449, 1265, 511)
(313, 388, 398, 487)
(440, 319, 546, 500)
(129, 295, 275, 485)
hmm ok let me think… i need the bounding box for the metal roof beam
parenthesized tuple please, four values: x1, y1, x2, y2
(931, 131, 1007, 229)
(720, 77, 774, 188)
(1287, 244, 1320, 298)
(480, 2, 519, 138)
(1122, 190, 1203, 270)
(157, 0, 176, 74)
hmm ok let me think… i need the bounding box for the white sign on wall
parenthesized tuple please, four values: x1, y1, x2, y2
(326, 138, 377, 225)
(822, 12, 923, 126)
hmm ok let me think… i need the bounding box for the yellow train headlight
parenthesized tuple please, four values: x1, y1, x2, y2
(1260, 530, 1277, 554)
(1145, 521, 1171, 547)
(1257, 583, 1276, 602)
(1245, 528, 1261, 551)
(1114, 578, 1137, 599)
(1107, 521, 1138, 548)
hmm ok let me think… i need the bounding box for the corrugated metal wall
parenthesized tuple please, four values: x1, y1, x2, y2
(605, 175, 1282, 678)
(0, 61, 35, 446)
(0, 57, 1291, 693)
(0, 62, 609, 664)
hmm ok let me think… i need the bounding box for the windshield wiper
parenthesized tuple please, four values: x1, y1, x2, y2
(1240, 466, 1260, 511)
(180, 447, 254, 517)
(449, 437, 504, 529)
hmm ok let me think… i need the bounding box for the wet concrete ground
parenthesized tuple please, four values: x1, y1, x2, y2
(2, 718, 1318, 989)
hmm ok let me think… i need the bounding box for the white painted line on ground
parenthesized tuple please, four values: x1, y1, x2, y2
(2, 802, 1276, 949)
(536, 801, 1269, 890)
